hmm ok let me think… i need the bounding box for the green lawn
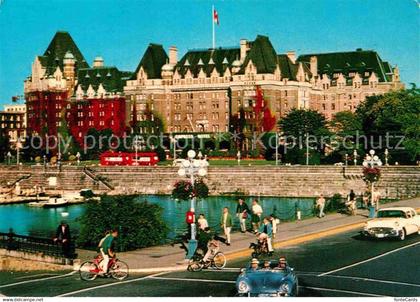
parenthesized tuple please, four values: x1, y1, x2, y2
(158, 159, 277, 166)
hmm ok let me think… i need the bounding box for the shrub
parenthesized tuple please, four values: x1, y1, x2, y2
(76, 195, 168, 251)
(325, 193, 344, 212)
(34, 156, 41, 163)
(68, 155, 76, 162)
(172, 179, 209, 200)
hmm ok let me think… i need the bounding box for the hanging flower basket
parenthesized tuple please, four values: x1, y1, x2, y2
(172, 179, 209, 200)
(363, 167, 381, 183)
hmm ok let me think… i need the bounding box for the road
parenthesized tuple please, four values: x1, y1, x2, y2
(1, 230, 419, 297)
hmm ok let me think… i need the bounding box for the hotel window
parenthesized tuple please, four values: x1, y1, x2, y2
(100, 121, 104, 126)
(331, 103, 336, 110)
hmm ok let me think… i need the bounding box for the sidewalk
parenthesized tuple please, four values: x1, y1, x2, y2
(75, 197, 420, 272)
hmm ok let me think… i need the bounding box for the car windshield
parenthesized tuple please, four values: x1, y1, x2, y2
(377, 210, 406, 218)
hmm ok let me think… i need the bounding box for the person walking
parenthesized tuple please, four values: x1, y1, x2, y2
(236, 198, 249, 233)
(315, 194, 326, 218)
(197, 214, 209, 231)
(346, 189, 357, 215)
(220, 207, 232, 245)
(251, 199, 263, 233)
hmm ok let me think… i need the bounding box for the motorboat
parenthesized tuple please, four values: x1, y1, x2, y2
(42, 197, 68, 208)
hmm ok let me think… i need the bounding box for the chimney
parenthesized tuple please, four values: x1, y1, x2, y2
(93, 56, 104, 68)
(169, 46, 178, 65)
(286, 51, 296, 64)
(310, 56, 318, 77)
(240, 39, 248, 62)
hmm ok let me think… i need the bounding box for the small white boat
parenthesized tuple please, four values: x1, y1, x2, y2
(42, 197, 68, 208)
(28, 201, 45, 207)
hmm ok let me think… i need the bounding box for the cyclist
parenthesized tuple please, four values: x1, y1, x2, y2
(98, 228, 118, 274)
(201, 227, 220, 264)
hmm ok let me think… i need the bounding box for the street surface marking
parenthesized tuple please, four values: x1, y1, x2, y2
(318, 240, 420, 276)
(15, 273, 59, 280)
(56, 271, 168, 297)
(298, 273, 420, 288)
(300, 286, 385, 297)
(149, 276, 236, 284)
(0, 271, 76, 289)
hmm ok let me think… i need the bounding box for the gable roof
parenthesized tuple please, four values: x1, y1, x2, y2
(238, 35, 278, 74)
(297, 49, 390, 82)
(76, 66, 133, 94)
(277, 55, 299, 80)
(39, 31, 89, 75)
(132, 43, 168, 79)
(175, 47, 240, 77)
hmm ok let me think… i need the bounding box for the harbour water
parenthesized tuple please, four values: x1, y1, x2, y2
(0, 195, 315, 239)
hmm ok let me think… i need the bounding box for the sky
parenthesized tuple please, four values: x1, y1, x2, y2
(0, 0, 419, 106)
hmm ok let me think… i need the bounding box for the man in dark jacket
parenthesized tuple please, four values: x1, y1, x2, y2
(54, 221, 71, 257)
(236, 199, 249, 233)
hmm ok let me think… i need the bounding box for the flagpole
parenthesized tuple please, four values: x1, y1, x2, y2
(212, 5, 215, 49)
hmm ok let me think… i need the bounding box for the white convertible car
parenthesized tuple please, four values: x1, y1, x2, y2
(363, 207, 420, 240)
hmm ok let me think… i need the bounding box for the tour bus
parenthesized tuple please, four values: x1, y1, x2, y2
(99, 151, 159, 166)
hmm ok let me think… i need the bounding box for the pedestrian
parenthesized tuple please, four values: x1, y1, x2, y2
(258, 217, 274, 255)
(346, 189, 357, 215)
(269, 214, 279, 239)
(236, 198, 249, 233)
(220, 207, 232, 245)
(315, 194, 326, 218)
(251, 199, 263, 233)
(362, 191, 369, 209)
(53, 221, 71, 258)
(197, 214, 208, 231)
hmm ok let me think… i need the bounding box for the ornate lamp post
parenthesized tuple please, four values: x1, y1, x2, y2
(76, 152, 81, 166)
(345, 153, 348, 167)
(237, 150, 241, 166)
(6, 151, 11, 165)
(384, 148, 389, 166)
(353, 149, 358, 166)
(177, 150, 209, 259)
(363, 149, 382, 213)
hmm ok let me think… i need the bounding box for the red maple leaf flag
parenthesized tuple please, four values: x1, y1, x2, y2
(213, 8, 219, 25)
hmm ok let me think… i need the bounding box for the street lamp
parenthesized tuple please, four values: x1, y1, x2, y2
(345, 153, 348, 167)
(384, 148, 389, 166)
(177, 149, 209, 259)
(6, 151, 11, 165)
(237, 150, 241, 166)
(76, 152, 81, 166)
(353, 149, 358, 166)
(363, 149, 382, 213)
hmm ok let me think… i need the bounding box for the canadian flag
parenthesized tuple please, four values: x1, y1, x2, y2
(213, 8, 219, 25)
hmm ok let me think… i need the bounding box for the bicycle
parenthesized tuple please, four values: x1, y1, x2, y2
(79, 254, 129, 281)
(188, 250, 227, 272)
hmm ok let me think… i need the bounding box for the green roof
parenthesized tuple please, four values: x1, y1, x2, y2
(297, 49, 391, 82)
(132, 43, 168, 79)
(39, 31, 89, 75)
(238, 35, 278, 74)
(176, 47, 240, 77)
(76, 66, 132, 93)
(277, 55, 299, 80)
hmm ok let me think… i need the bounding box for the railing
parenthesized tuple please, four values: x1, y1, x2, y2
(0, 231, 76, 259)
(83, 167, 114, 190)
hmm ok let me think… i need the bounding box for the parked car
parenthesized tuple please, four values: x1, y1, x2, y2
(363, 207, 420, 240)
(236, 259, 298, 297)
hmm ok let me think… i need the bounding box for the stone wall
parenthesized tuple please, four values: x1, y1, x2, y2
(0, 249, 71, 271)
(1, 165, 419, 199)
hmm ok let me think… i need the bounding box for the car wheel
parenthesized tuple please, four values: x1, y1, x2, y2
(398, 229, 406, 241)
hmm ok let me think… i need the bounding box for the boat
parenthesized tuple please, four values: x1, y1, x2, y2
(28, 201, 45, 207)
(42, 197, 68, 208)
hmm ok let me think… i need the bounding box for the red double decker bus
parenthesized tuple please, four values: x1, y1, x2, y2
(99, 151, 159, 166)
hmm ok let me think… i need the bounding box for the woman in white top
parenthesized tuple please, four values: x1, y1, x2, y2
(251, 199, 263, 232)
(197, 214, 209, 231)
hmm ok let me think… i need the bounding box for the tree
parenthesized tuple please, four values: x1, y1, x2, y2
(77, 195, 168, 251)
(356, 88, 420, 163)
(0, 129, 10, 162)
(278, 108, 330, 164)
(327, 111, 364, 163)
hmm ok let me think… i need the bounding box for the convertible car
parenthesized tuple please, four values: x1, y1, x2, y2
(236, 260, 298, 297)
(363, 207, 420, 240)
